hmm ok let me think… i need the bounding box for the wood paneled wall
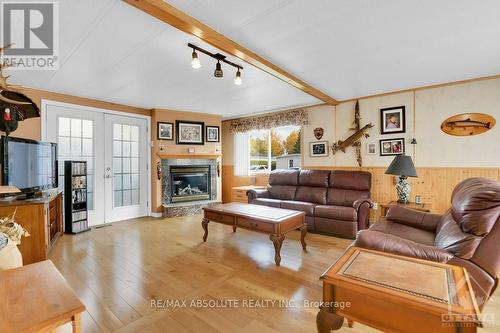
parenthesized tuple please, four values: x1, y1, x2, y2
(222, 166, 500, 221)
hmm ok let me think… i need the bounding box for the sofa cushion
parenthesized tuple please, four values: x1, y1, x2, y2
(370, 220, 435, 246)
(314, 217, 357, 238)
(330, 170, 371, 190)
(268, 185, 297, 200)
(268, 169, 299, 186)
(298, 170, 330, 187)
(251, 198, 282, 208)
(295, 186, 327, 205)
(315, 205, 357, 221)
(281, 201, 316, 216)
(327, 188, 370, 206)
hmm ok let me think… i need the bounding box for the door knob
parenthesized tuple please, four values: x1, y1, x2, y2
(105, 174, 111, 179)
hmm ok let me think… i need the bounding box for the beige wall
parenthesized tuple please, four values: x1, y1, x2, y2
(151, 109, 222, 213)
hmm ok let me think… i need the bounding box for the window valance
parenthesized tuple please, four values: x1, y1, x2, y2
(229, 109, 309, 133)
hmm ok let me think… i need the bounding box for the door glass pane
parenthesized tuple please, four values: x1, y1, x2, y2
(58, 117, 94, 211)
(113, 124, 140, 207)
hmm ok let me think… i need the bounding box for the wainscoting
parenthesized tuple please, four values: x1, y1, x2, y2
(222, 165, 500, 221)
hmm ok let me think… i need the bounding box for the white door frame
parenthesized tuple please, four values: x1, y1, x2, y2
(41, 99, 153, 219)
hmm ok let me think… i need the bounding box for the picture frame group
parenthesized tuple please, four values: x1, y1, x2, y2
(157, 120, 220, 145)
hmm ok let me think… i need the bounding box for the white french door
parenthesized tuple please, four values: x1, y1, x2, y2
(44, 102, 149, 226)
(104, 114, 148, 223)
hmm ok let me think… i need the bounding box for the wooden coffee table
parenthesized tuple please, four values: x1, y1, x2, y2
(317, 247, 481, 333)
(202, 203, 307, 266)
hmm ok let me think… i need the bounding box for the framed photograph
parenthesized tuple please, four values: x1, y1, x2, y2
(157, 122, 173, 140)
(380, 106, 406, 134)
(309, 141, 329, 157)
(379, 138, 405, 156)
(206, 126, 220, 142)
(176, 120, 204, 145)
(366, 142, 376, 155)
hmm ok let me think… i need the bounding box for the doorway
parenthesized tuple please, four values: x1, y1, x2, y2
(43, 101, 150, 225)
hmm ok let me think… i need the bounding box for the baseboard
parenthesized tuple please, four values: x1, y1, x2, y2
(150, 211, 163, 218)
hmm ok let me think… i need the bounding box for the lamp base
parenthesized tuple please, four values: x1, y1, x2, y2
(396, 176, 411, 204)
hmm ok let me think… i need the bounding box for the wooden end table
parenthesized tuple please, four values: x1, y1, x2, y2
(317, 247, 481, 333)
(380, 200, 431, 217)
(0, 260, 85, 333)
(202, 203, 307, 266)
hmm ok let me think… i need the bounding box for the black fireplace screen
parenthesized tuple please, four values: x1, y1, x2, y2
(170, 166, 210, 203)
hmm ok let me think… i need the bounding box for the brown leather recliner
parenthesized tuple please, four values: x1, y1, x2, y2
(354, 178, 500, 309)
(247, 169, 373, 238)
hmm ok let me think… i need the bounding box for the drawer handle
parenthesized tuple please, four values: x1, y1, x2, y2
(249, 222, 258, 228)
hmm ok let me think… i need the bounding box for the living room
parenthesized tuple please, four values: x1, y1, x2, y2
(0, 1, 499, 333)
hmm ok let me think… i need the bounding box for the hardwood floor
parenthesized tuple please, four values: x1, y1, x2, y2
(49, 215, 499, 333)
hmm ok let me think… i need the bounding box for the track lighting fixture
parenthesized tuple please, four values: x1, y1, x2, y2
(191, 49, 201, 69)
(188, 43, 243, 85)
(214, 60, 223, 78)
(234, 69, 242, 85)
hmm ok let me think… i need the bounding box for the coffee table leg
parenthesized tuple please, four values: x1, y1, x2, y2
(72, 313, 82, 333)
(270, 234, 284, 266)
(316, 309, 344, 332)
(300, 224, 307, 251)
(232, 224, 237, 232)
(202, 218, 209, 242)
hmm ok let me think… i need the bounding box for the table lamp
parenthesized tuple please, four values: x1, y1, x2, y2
(385, 155, 417, 204)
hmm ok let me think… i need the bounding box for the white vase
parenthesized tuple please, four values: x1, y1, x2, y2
(0, 239, 23, 270)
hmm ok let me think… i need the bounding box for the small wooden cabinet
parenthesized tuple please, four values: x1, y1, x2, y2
(231, 185, 266, 203)
(0, 192, 63, 265)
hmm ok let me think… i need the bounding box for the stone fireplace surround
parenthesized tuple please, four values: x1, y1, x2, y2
(162, 158, 219, 217)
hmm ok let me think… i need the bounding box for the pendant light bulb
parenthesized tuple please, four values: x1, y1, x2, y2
(234, 69, 242, 85)
(191, 50, 201, 69)
(214, 60, 223, 78)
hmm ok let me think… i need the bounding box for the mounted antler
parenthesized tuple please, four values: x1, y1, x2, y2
(0, 44, 30, 105)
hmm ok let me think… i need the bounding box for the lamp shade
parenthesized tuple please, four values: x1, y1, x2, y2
(385, 155, 417, 178)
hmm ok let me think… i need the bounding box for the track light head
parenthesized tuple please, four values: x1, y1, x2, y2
(214, 61, 223, 78)
(234, 69, 242, 85)
(191, 50, 201, 69)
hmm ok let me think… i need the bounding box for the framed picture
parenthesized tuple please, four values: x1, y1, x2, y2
(379, 138, 405, 156)
(157, 122, 173, 140)
(310, 141, 329, 157)
(366, 142, 376, 155)
(176, 120, 204, 145)
(206, 126, 220, 142)
(380, 106, 406, 134)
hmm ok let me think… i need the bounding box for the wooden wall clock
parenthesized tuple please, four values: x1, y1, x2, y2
(441, 113, 495, 136)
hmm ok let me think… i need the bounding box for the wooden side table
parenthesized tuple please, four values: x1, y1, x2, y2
(231, 185, 266, 203)
(380, 200, 431, 217)
(0, 260, 85, 333)
(317, 247, 481, 333)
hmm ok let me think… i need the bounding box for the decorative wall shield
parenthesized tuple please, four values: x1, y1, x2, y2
(441, 113, 495, 136)
(314, 127, 324, 140)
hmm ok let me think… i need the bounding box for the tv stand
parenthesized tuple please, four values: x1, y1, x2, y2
(0, 191, 63, 264)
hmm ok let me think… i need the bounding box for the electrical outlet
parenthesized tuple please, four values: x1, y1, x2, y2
(372, 202, 378, 210)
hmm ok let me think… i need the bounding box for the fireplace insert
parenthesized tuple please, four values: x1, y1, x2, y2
(170, 166, 210, 203)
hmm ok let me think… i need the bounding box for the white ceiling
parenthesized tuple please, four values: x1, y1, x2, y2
(7, 0, 500, 118)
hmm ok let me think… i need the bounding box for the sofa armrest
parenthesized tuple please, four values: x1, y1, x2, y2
(354, 230, 453, 263)
(386, 206, 442, 232)
(247, 188, 269, 202)
(353, 199, 374, 230)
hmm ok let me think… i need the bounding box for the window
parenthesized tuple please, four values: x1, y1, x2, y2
(249, 126, 301, 172)
(58, 117, 94, 210)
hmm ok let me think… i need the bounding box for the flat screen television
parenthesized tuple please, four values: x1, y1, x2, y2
(1, 136, 58, 197)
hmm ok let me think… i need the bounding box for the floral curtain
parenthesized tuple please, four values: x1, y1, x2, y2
(229, 109, 309, 133)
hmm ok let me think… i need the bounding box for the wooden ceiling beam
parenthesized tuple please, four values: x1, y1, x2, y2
(124, 0, 338, 105)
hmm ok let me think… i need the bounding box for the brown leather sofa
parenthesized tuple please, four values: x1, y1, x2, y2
(247, 169, 373, 238)
(354, 178, 500, 309)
